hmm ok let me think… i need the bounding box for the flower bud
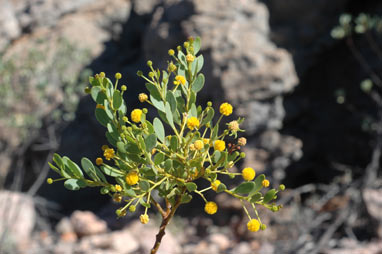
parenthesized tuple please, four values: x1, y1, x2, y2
(115, 72, 122, 79)
(99, 72, 106, 78)
(240, 152, 246, 158)
(237, 137, 247, 146)
(138, 93, 148, 102)
(121, 85, 127, 91)
(279, 184, 286, 191)
(168, 49, 175, 56)
(147, 60, 152, 66)
(136, 70, 143, 77)
(129, 205, 136, 212)
(46, 178, 53, 184)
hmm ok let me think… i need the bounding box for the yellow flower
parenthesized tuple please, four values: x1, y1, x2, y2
(186, 54, 195, 62)
(204, 201, 218, 215)
(262, 179, 270, 187)
(131, 109, 143, 123)
(203, 138, 210, 145)
(104, 148, 115, 160)
(194, 140, 204, 150)
(187, 117, 200, 130)
(140, 214, 149, 224)
(96, 157, 103, 166)
(125, 172, 139, 185)
(211, 180, 221, 192)
(220, 102, 233, 116)
(168, 49, 175, 56)
(242, 167, 255, 181)
(96, 104, 105, 110)
(138, 93, 148, 103)
(247, 219, 260, 232)
(214, 140, 226, 151)
(115, 184, 122, 192)
(174, 75, 186, 85)
(189, 144, 196, 151)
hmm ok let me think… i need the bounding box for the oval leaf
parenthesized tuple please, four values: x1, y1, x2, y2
(263, 189, 277, 204)
(234, 182, 255, 194)
(153, 118, 165, 143)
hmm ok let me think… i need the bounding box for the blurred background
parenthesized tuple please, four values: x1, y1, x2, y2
(0, 0, 381, 253)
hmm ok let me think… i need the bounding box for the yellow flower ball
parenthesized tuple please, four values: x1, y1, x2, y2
(186, 54, 195, 62)
(96, 157, 103, 166)
(262, 179, 270, 188)
(167, 62, 177, 73)
(237, 137, 247, 146)
(104, 148, 115, 160)
(115, 184, 122, 192)
(131, 109, 143, 123)
(187, 117, 200, 130)
(194, 140, 204, 150)
(204, 201, 218, 215)
(220, 102, 233, 116)
(214, 140, 226, 151)
(175, 75, 186, 85)
(168, 49, 175, 56)
(203, 138, 210, 145)
(211, 180, 221, 192)
(125, 171, 139, 185)
(138, 93, 148, 103)
(140, 214, 149, 224)
(242, 167, 255, 181)
(247, 219, 260, 232)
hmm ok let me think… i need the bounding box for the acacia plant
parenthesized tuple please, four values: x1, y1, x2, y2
(47, 37, 284, 253)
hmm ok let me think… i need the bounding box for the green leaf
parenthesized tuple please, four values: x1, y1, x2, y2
(177, 51, 187, 67)
(139, 180, 150, 191)
(100, 165, 124, 177)
(165, 103, 175, 128)
(126, 141, 141, 154)
(185, 182, 197, 192)
(145, 134, 157, 152)
(217, 183, 227, 193)
(201, 108, 214, 126)
(52, 153, 64, 169)
(153, 118, 165, 143)
(107, 123, 119, 140)
(125, 188, 136, 197)
(154, 153, 165, 165)
(251, 174, 265, 194)
(150, 94, 165, 112)
(95, 108, 109, 127)
(166, 91, 177, 113)
(164, 159, 173, 171)
(192, 73, 205, 93)
(250, 193, 262, 203)
(233, 182, 255, 194)
(190, 103, 197, 117)
(64, 158, 84, 178)
(48, 162, 60, 175)
(145, 83, 161, 99)
(64, 179, 86, 191)
(105, 131, 117, 147)
(91, 86, 107, 104)
(81, 158, 100, 181)
(193, 37, 201, 54)
(117, 141, 126, 153)
(146, 121, 154, 134)
(263, 189, 277, 203)
(126, 153, 146, 164)
(181, 194, 193, 204)
(113, 90, 122, 109)
(212, 151, 221, 163)
(104, 100, 114, 119)
(170, 136, 178, 152)
(196, 55, 204, 73)
(211, 124, 219, 139)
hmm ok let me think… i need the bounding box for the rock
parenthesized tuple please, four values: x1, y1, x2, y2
(129, 220, 182, 254)
(209, 233, 231, 251)
(231, 242, 252, 254)
(363, 188, 382, 237)
(70, 210, 108, 236)
(325, 241, 382, 254)
(0, 191, 36, 249)
(76, 229, 139, 254)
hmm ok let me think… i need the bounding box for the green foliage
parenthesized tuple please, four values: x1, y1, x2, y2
(48, 37, 284, 236)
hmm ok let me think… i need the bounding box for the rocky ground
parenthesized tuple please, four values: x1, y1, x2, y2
(0, 0, 381, 253)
